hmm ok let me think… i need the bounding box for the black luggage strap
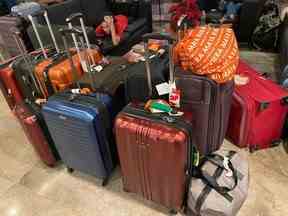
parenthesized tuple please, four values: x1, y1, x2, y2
(194, 151, 239, 213)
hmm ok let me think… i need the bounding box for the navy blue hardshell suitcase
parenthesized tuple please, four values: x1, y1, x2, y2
(42, 92, 117, 185)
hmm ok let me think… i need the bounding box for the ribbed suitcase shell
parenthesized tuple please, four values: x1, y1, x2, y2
(175, 68, 234, 155)
(34, 53, 82, 98)
(14, 102, 59, 166)
(0, 59, 23, 110)
(115, 104, 193, 212)
(227, 61, 288, 151)
(42, 92, 117, 182)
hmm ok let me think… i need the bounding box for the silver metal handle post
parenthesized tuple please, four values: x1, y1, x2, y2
(43, 10, 60, 53)
(28, 15, 48, 59)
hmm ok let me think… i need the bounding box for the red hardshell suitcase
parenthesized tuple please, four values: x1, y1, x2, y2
(0, 58, 23, 110)
(227, 60, 288, 151)
(115, 34, 195, 213)
(14, 102, 59, 166)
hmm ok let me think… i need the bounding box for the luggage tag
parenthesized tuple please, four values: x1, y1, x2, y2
(169, 81, 181, 108)
(145, 100, 183, 117)
(156, 82, 170, 96)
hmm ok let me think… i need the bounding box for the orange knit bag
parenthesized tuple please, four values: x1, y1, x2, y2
(174, 26, 239, 83)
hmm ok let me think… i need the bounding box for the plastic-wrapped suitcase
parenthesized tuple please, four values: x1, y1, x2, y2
(115, 33, 195, 214)
(42, 28, 118, 185)
(0, 57, 23, 110)
(226, 60, 288, 151)
(14, 101, 59, 166)
(174, 68, 234, 155)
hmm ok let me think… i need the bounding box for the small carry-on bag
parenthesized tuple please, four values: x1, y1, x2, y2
(42, 28, 118, 185)
(187, 150, 249, 216)
(0, 57, 23, 110)
(115, 33, 196, 214)
(226, 61, 288, 151)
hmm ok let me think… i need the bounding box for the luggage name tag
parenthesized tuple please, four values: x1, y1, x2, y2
(91, 65, 103, 73)
(169, 81, 181, 108)
(145, 100, 184, 116)
(156, 82, 170, 96)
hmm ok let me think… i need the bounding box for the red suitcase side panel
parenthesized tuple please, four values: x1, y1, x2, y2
(227, 61, 288, 150)
(14, 104, 57, 167)
(0, 65, 23, 109)
(115, 114, 188, 210)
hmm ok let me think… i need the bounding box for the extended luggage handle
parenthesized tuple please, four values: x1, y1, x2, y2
(28, 10, 60, 58)
(59, 27, 81, 89)
(66, 13, 96, 66)
(11, 29, 46, 98)
(176, 15, 188, 41)
(142, 33, 175, 97)
(59, 26, 96, 91)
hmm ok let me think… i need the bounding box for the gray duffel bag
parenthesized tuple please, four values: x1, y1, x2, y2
(187, 150, 249, 216)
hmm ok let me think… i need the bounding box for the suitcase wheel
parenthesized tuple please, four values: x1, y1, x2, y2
(169, 209, 178, 215)
(67, 167, 74, 173)
(102, 177, 109, 187)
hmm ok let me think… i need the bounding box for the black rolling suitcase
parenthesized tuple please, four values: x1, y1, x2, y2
(124, 48, 169, 103)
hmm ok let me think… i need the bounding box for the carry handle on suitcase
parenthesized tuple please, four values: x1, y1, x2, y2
(142, 33, 175, 97)
(11, 30, 46, 98)
(66, 13, 96, 66)
(28, 10, 60, 58)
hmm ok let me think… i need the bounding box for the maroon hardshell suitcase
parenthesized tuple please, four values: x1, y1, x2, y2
(14, 102, 59, 166)
(115, 33, 195, 214)
(0, 57, 23, 110)
(175, 68, 234, 155)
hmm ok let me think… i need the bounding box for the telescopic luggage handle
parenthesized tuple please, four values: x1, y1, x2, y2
(66, 13, 96, 65)
(142, 33, 175, 97)
(59, 27, 85, 89)
(11, 29, 45, 98)
(28, 10, 60, 58)
(177, 15, 188, 41)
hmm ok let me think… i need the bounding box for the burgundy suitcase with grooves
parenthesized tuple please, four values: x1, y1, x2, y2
(0, 58, 23, 110)
(115, 33, 195, 214)
(14, 102, 59, 166)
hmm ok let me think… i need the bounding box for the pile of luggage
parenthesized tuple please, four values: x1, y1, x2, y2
(0, 10, 288, 216)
